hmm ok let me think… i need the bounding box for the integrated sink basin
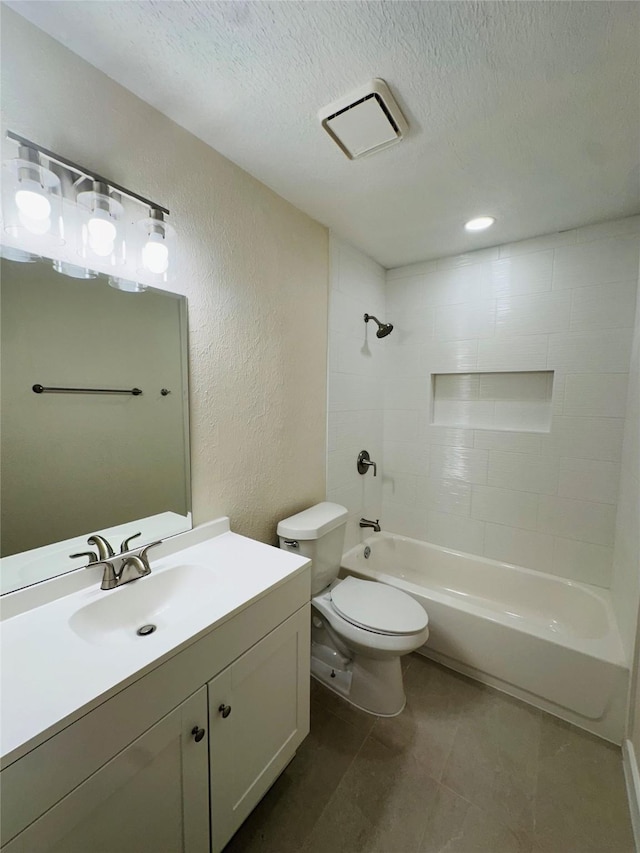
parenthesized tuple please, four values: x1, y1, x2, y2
(69, 564, 214, 646)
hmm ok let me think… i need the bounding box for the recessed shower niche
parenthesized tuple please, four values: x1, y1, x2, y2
(431, 370, 554, 433)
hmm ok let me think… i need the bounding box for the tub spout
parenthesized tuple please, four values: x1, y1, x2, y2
(360, 518, 381, 532)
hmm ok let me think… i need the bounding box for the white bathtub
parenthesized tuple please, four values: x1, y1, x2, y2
(341, 532, 629, 743)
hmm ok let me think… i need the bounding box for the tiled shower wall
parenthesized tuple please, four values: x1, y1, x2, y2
(382, 216, 640, 588)
(327, 238, 385, 550)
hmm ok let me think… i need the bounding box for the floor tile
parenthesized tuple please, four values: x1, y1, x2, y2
(440, 682, 542, 835)
(533, 715, 635, 852)
(419, 784, 532, 853)
(310, 675, 377, 737)
(303, 735, 439, 853)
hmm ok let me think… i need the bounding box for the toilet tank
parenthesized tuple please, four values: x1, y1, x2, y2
(277, 502, 348, 595)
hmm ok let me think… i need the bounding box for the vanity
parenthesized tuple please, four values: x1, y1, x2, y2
(0, 518, 311, 852)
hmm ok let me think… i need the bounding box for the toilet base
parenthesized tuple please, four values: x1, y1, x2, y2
(311, 647, 406, 717)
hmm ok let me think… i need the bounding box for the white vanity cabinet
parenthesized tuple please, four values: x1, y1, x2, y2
(3, 688, 210, 853)
(1, 540, 311, 853)
(208, 607, 310, 851)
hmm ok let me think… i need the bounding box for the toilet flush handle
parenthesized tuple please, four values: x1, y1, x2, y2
(283, 539, 299, 549)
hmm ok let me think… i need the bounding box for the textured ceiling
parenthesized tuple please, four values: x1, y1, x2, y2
(7, 1, 640, 268)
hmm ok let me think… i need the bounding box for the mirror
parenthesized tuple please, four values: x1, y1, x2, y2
(0, 254, 191, 594)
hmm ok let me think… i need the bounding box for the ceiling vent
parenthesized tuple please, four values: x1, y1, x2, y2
(318, 79, 409, 160)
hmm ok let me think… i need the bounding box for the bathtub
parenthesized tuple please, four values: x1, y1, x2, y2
(341, 532, 629, 743)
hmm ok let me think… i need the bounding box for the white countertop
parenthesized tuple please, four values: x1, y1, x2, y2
(0, 519, 310, 766)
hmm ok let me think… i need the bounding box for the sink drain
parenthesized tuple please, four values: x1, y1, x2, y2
(136, 624, 157, 637)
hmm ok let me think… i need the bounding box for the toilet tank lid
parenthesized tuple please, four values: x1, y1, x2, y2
(277, 502, 348, 540)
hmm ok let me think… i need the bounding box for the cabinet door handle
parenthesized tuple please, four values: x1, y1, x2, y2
(219, 704, 232, 719)
(191, 726, 206, 742)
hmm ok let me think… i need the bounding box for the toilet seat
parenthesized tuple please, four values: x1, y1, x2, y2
(330, 576, 428, 635)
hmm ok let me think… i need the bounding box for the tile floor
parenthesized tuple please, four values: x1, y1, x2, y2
(223, 654, 635, 853)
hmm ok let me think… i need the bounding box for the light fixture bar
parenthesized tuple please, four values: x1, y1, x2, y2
(6, 130, 170, 215)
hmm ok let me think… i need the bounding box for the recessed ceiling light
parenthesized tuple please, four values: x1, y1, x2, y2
(465, 216, 495, 232)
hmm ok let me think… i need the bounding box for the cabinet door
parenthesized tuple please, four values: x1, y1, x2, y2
(208, 604, 310, 852)
(3, 687, 209, 853)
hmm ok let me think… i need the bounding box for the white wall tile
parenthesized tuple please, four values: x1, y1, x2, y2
(329, 288, 370, 337)
(473, 430, 542, 455)
(488, 451, 559, 494)
(540, 416, 624, 461)
(477, 335, 548, 371)
(386, 275, 431, 316)
(552, 538, 613, 587)
(563, 374, 629, 418)
(471, 485, 538, 529)
(478, 371, 552, 402)
(421, 265, 485, 307)
(384, 409, 420, 443)
(495, 291, 571, 336)
(424, 339, 479, 372)
(382, 472, 420, 506)
(483, 523, 554, 572)
(558, 458, 621, 505)
(426, 511, 485, 554)
(433, 399, 496, 429)
(384, 376, 428, 411)
(483, 251, 554, 297)
(425, 477, 472, 516)
(384, 441, 430, 476)
(570, 281, 637, 331)
(548, 329, 633, 373)
(434, 373, 480, 401)
(384, 344, 427, 379)
(492, 401, 552, 432)
(552, 235, 640, 289)
(382, 503, 428, 540)
(329, 373, 380, 412)
(434, 300, 496, 341)
(537, 495, 616, 546)
(429, 445, 489, 484)
(423, 423, 475, 448)
(337, 334, 385, 377)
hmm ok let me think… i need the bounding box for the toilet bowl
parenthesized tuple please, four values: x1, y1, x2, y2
(278, 503, 429, 717)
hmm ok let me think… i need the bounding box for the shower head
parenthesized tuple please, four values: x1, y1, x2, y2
(364, 313, 394, 338)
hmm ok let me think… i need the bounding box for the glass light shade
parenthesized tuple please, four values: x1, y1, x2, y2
(137, 212, 175, 282)
(108, 276, 147, 293)
(76, 187, 124, 267)
(52, 260, 97, 280)
(1, 158, 63, 246)
(0, 245, 40, 263)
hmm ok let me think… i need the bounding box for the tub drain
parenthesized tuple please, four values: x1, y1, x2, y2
(137, 624, 157, 636)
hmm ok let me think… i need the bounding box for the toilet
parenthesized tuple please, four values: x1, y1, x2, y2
(278, 502, 429, 717)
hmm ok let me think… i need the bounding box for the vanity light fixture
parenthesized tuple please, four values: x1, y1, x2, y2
(77, 181, 124, 263)
(0, 245, 39, 263)
(2, 143, 62, 242)
(464, 216, 496, 232)
(2, 131, 174, 288)
(138, 208, 175, 278)
(52, 260, 97, 280)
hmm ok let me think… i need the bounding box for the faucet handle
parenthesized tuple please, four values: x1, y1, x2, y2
(120, 531, 142, 554)
(88, 535, 115, 559)
(70, 550, 98, 564)
(139, 540, 162, 565)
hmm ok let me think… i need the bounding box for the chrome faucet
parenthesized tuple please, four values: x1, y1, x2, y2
(70, 532, 160, 591)
(360, 518, 381, 532)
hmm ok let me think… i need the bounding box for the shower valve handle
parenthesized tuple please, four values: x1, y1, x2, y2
(357, 450, 377, 476)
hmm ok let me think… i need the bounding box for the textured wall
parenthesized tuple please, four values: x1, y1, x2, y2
(0, 9, 329, 546)
(380, 217, 639, 589)
(327, 237, 385, 551)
